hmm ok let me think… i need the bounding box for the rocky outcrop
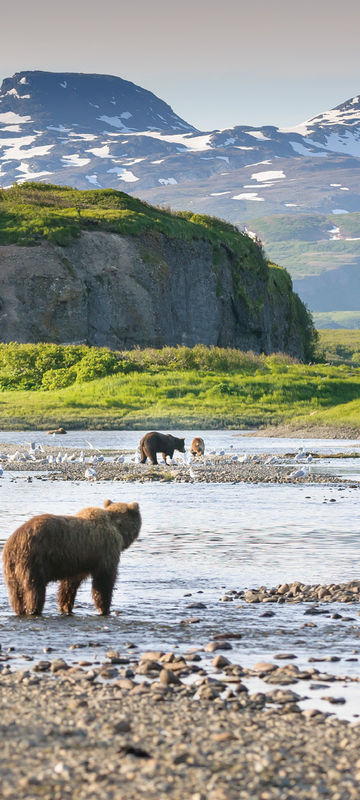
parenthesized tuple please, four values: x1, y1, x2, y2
(0, 230, 313, 358)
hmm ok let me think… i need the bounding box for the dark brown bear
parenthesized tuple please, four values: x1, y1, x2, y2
(2, 499, 141, 616)
(190, 436, 205, 456)
(139, 431, 185, 465)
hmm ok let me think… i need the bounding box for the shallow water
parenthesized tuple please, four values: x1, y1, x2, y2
(1, 430, 360, 718)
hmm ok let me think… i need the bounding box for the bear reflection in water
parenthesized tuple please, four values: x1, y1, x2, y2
(2, 499, 141, 616)
(139, 431, 186, 465)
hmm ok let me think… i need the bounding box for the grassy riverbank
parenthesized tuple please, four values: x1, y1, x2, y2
(0, 344, 359, 432)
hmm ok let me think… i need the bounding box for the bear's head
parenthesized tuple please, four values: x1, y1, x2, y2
(103, 499, 141, 548)
(174, 437, 185, 453)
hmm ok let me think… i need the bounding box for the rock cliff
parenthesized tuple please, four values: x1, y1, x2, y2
(0, 229, 313, 359)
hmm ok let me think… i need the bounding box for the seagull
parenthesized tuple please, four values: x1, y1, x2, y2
(97, 455, 105, 463)
(307, 454, 313, 462)
(67, 453, 77, 462)
(47, 455, 54, 464)
(189, 465, 196, 479)
(289, 466, 308, 479)
(85, 467, 96, 480)
(56, 452, 62, 463)
(265, 455, 277, 465)
(115, 455, 125, 464)
(8, 451, 20, 462)
(78, 451, 85, 463)
(218, 450, 225, 456)
(295, 447, 307, 462)
(238, 453, 249, 463)
(26, 442, 36, 452)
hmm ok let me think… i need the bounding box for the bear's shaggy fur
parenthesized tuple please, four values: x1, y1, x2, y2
(190, 437, 205, 456)
(2, 499, 141, 616)
(139, 431, 185, 465)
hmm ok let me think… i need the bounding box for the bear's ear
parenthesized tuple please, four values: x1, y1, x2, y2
(104, 499, 113, 508)
(128, 502, 139, 512)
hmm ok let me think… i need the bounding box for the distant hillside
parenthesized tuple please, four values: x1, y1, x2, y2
(0, 183, 316, 359)
(247, 211, 360, 313)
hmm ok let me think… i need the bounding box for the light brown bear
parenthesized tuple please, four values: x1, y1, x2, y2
(190, 437, 205, 457)
(2, 499, 141, 616)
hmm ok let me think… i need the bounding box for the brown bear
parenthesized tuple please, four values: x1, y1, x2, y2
(190, 437, 205, 457)
(139, 431, 185, 465)
(2, 499, 141, 616)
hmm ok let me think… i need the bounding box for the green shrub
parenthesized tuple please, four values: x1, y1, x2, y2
(41, 367, 77, 390)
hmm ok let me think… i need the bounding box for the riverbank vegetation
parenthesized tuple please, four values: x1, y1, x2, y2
(0, 343, 359, 432)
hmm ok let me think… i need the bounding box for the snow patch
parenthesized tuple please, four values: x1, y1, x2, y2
(151, 159, 164, 164)
(210, 191, 231, 196)
(19, 77, 28, 85)
(284, 203, 298, 207)
(47, 124, 71, 132)
(251, 170, 285, 182)
(60, 81, 67, 89)
(107, 167, 139, 182)
(340, 187, 350, 191)
(158, 177, 177, 185)
(216, 156, 229, 164)
(245, 130, 271, 141)
(330, 183, 342, 187)
(235, 146, 255, 150)
(62, 154, 91, 167)
(69, 133, 97, 141)
(85, 174, 100, 186)
(223, 137, 235, 146)
(332, 208, 349, 214)
(16, 162, 52, 181)
(98, 115, 127, 130)
(87, 144, 111, 158)
(0, 111, 32, 124)
(290, 140, 327, 157)
(120, 111, 132, 119)
(232, 192, 264, 201)
(89, 102, 100, 109)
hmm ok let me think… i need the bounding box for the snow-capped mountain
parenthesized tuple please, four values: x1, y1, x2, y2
(282, 95, 360, 157)
(1, 70, 360, 223)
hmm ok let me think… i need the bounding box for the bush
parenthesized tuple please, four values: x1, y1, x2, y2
(75, 350, 120, 383)
(41, 367, 77, 390)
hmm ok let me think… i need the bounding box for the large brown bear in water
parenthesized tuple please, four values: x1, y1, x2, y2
(2, 499, 141, 616)
(139, 431, 185, 465)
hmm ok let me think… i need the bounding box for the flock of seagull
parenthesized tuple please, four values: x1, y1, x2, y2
(0, 441, 312, 482)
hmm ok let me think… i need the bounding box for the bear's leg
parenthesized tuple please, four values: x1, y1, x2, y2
(24, 579, 46, 615)
(6, 577, 26, 615)
(58, 574, 85, 614)
(91, 567, 118, 615)
(140, 443, 147, 464)
(148, 448, 157, 465)
(161, 451, 168, 465)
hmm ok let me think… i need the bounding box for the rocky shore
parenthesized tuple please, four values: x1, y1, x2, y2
(1, 641, 360, 800)
(223, 580, 360, 605)
(0, 443, 357, 485)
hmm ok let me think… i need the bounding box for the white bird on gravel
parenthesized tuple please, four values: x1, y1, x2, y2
(219, 450, 225, 456)
(265, 455, 277, 465)
(26, 442, 36, 452)
(115, 455, 125, 464)
(307, 454, 313, 462)
(97, 455, 105, 463)
(295, 447, 307, 462)
(78, 451, 85, 463)
(67, 453, 76, 462)
(189, 465, 196, 479)
(47, 455, 54, 464)
(85, 467, 96, 480)
(56, 452, 62, 463)
(289, 466, 308, 479)
(238, 453, 249, 463)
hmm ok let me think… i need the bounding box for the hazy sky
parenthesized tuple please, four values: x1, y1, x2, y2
(1, 0, 360, 130)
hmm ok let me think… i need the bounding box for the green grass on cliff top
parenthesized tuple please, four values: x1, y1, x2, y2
(0, 182, 267, 276)
(0, 343, 359, 432)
